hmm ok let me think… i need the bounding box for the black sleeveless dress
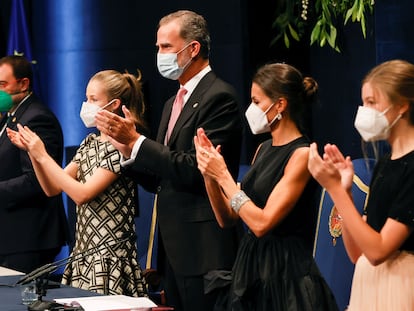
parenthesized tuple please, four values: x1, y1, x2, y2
(227, 137, 338, 310)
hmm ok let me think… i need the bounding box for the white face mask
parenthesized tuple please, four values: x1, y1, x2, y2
(354, 105, 401, 142)
(157, 43, 192, 80)
(245, 102, 282, 135)
(80, 99, 115, 128)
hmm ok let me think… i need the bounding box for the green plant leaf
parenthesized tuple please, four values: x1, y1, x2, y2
(271, 0, 374, 52)
(357, 0, 364, 21)
(288, 23, 300, 41)
(272, 13, 289, 29)
(284, 32, 290, 48)
(310, 22, 321, 45)
(320, 35, 326, 47)
(344, 8, 353, 24)
(361, 14, 366, 37)
(327, 25, 337, 48)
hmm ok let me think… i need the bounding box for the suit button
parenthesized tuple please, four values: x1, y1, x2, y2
(157, 186, 162, 192)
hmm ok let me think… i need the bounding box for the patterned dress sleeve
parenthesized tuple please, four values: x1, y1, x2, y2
(99, 141, 121, 175)
(72, 135, 90, 165)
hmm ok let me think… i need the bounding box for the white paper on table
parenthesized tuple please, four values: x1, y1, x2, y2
(54, 295, 157, 311)
(0, 266, 24, 276)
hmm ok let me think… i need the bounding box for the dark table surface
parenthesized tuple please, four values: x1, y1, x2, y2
(0, 275, 100, 311)
(0, 275, 174, 311)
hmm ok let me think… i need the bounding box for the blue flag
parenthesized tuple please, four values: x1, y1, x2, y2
(7, 0, 33, 61)
(6, 0, 42, 97)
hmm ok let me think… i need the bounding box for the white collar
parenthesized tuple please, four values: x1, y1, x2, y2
(180, 65, 212, 103)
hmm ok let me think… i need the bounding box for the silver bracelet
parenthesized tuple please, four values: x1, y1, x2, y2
(230, 190, 250, 214)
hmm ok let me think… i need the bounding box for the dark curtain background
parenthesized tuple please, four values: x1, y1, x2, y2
(309, 0, 414, 160)
(1, 0, 414, 163)
(1, 0, 253, 161)
(28, 1, 249, 154)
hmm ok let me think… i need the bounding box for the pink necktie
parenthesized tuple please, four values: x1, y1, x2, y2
(165, 87, 187, 144)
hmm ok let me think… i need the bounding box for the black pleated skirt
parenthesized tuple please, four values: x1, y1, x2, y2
(217, 232, 339, 311)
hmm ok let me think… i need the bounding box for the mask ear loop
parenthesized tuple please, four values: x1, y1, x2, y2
(263, 103, 274, 114)
(265, 100, 283, 126)
(382, 105, 402, 134)
(268, 97, 285, 126)
(268, 112, 282, 126)
(384, 113, 402, 134)
(100, 99, 117, 112)
(176, 41, 194, 55)
(380, 105, 392, 116)
(177, 42, 195, 72)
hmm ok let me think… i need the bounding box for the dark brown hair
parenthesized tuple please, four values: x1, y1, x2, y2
(0, 55, 33, 91)
(253, 62, 318, 134)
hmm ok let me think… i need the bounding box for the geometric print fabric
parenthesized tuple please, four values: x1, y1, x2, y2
(62, 134, 146, 297)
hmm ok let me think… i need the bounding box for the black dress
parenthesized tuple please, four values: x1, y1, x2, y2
(364, 151, 414, 251)
(227, 137, 338, 310)
(347, 151, 414, 310)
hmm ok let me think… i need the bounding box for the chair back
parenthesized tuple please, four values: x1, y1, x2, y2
(135, 186, 157, 270)
(313, 158, 375, 311)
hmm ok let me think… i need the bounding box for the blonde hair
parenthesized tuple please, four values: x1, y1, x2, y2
(90, 69, 146, 132)
(363, 59, 414, 124)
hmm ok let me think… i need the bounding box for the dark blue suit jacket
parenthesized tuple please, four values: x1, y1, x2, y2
(0, 93, 68, 255)
(130, 71, 243, 276)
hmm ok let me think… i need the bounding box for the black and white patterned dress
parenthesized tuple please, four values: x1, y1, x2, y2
(61, 133, 147, 297)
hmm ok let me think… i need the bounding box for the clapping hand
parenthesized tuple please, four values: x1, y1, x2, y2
(194, 128, 226, 181)
(95, 105, 140, 158)
(7, 124, 47, 161)
(308, 143, 354, 193)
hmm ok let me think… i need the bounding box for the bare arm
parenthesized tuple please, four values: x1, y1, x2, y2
(195, 128, 311, 237)
(341, 215, 364, 263)
(326, 184, 411, 265)
(194, 128, 239, 226)
(239, 147, 310, 237)
(8, 124, 119, 206)
(308, 142, 412, 265)
(203, 177, 239, 227)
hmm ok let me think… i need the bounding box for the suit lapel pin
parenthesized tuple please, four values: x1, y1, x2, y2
(192, 102, 199, 108)
(12, 116, 16, 123)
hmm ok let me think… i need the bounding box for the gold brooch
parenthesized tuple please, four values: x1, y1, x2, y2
(328, 205, 342, 246)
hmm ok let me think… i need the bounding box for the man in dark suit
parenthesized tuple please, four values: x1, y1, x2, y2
(0, 55, 68, 273)
(96, 10, 243, 311)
